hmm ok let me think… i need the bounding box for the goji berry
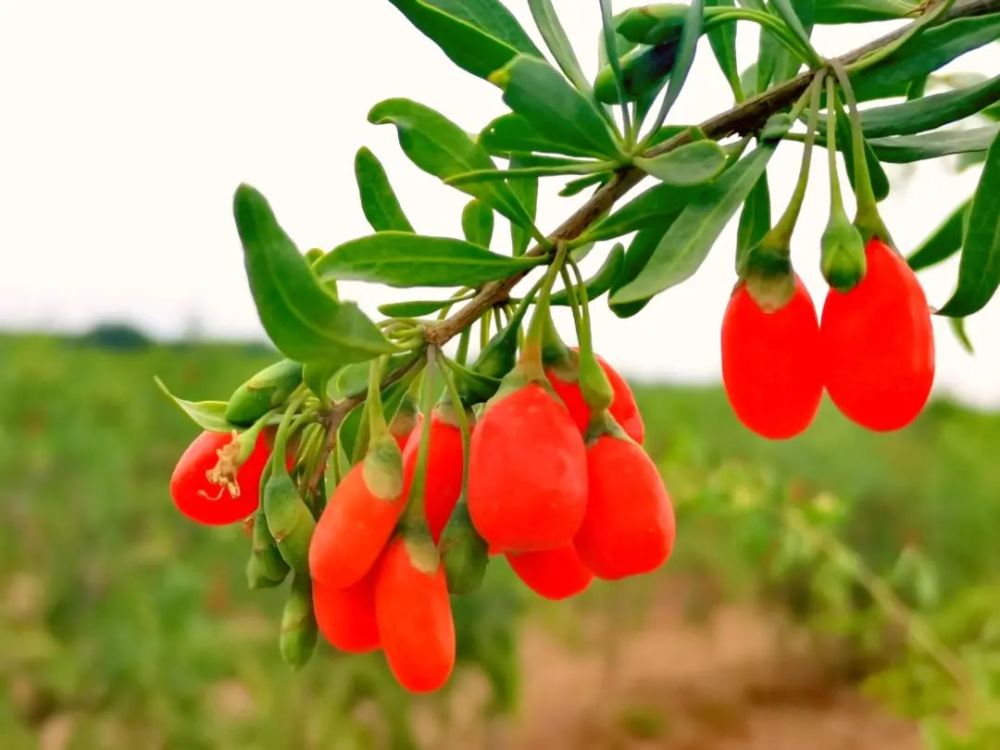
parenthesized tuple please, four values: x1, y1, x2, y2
(402, 410, 463, 543)
(170, 430, 270, 525)
(575, 434, 675, 580)
(468, 383, 587, 552)
(547, 352, 645, 443)
(375, 537, 455, 693)
(313, 571, 380, 654)
(721, 275, 823, 439)
(820, 238, 935, 431)
(309, 436, 408, 588)
(507, 545, 592, 600)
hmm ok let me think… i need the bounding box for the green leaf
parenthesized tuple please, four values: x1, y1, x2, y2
(771, 0, 815, 84)
(908, 199, 972, 271)
(550, 243, 625, 306)
(461, 199, 494, 248)
(302, 361, 338, 404)
(736, 172, 771, 272)
(814, 0, 917, 24)
(447, 358, 502, 405)
(610, 143, 776, 305)
(370, 98, 531, 227)
(479, 113, 597, 159)
(705, 0, 743, 100)
(446, 160, 609, 186)
(950, 317, 974, 354)
(857, 74, 1000, 138)
(834, 108, 890, 201)
(508, 154, 538, 257)
(233, 184, 393, 364)
(528, 0, 591, 94)
(608, 222, 677, 318)
(868, 125, 1000, 163)
(386, 0, 540, 81)
(938, 131, 1000, 317)
(316, 232, 544, 288)
(155, 377, 234, 433)
(492, 56, 621, 160)
(634, 140, 727, 186)
(584, 180, 696, 242)
(653, 0, 704, 123)
(852, 14, 1000, 102)
(354, 147, 414, 233)
(378, 298, 463, 318)
(560, 172, 611, 197)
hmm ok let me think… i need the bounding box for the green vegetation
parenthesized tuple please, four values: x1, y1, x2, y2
(0, 334, 996, 748)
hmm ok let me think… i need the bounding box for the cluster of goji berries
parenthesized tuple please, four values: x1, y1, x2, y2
(721, 237, 936, 439)
(169, 346, 675, 693)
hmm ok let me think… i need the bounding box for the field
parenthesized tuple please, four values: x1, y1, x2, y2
(1, 333, 997, 749)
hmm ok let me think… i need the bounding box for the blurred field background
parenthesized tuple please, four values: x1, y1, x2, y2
(1, 330, 998, 750)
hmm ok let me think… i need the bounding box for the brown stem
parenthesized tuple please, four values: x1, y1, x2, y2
(310, 0, 998, 490)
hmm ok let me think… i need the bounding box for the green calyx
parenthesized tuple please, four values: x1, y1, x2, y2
(279, 573, 317, 670)
(402, 530, 440, 576)
(362, 432, 405, 501)
(578, 350, 614, 415)
(583, 408, 631, 446)
(822, 214, 867, 291)
(225, 359, 303, 426)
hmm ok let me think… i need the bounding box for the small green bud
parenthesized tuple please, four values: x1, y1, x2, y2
(440, 503, 488, 595)
(821, 216, 867, 292)
(225, 359, 303, 425)
(264, 471, 316, 574)
(279, 573, 317, 670)
(246, 509, 290, 589)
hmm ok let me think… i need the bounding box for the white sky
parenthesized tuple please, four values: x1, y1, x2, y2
(2, 1, 999, 406)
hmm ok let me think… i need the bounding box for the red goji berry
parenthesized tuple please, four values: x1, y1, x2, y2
(402, 410, 463, 543)
(507, 545, 592, 600)
(820, 238, 935, 431)
(575, 434, 675, 580)
(375, 537, 455, 693)
(468, 383, 587, 552)
(313, 571, 379, 654)
(547, 352, 645, 443)
(721, 275, 823, 439)
(170, 430, 270, 525)
(309, 441, 409, 589)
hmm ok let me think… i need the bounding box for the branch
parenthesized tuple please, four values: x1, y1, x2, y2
(308, 0, 998, 490)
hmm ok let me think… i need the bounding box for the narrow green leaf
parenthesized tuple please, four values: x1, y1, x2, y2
(528, 0, 591, 94)
(584, 181, 697, 242)
(479, 113, 597, 159)
(560, 172, 611, 197)
(386, 0, 540, 81)
(857, 74, 1000, 138)
(736, 172, 771, 272)
(233, 184, 393, 365)
(316, 232, 543, 288)
(651, 0, 704, 126)
(706, 0, 743, 100)
(814, 0, 917, 24)
(446, 160, 608, 186)
(508, 154, 538, 257)
(447, 358, 502, 405)
(852, 14, 1000, 102)
(938, 131, 1000, 316)
(550, 244, 625, 306)
(354, 147, 414, 233)
(370, 98, 531, 227)
(950, 317, 974, 354)
(155, 377, 234, 433)
(379, 298, 463, 317)
(908, 199, 972, 272)
(868, 126, 1000, 163)
(834, 108, 890, 201)
(610, 144, 776, 305)
(608, 222, 677, 318)
(634, 140, 727, 186)
(492, 56, 621, 160)
(771, 0, 815, 84)
(462, 199, 495, 248)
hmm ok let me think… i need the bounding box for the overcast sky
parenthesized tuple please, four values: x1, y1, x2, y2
(2, 1, 999, 405)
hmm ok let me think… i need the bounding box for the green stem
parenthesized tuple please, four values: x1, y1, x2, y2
(825, 76, 849, 222)
(767, 71, 826, 248)
(271, 390, 310, 475)
(438, 359, 472, 493)
(365, 356, 389, 441)
(400, 348, 438, 532)
(522, 243, 570, 378)
(830, 61, 891, 243)
(708, 8, 819, 70)
(456, 326, 471, 366)
(848, 0, 956, 74)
